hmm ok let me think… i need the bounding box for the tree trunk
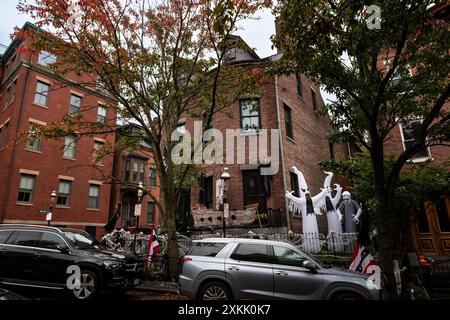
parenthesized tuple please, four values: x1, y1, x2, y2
(371, 142, 399, 299)
(164, 201, 180, 282)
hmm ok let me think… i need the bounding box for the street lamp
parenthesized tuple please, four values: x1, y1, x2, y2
(220, 168, 231, 238)
(48, 190, 57, 226)
(133, 182, 144, 255)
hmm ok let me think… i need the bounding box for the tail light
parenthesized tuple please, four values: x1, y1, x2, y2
(179, 257, 192, 274)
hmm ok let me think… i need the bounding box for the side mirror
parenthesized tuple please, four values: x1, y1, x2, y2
(57, 244, 70, 254)
(303, 260, 318, 272)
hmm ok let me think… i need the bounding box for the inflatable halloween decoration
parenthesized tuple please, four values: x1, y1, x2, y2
(286, 167, 328, 252)
(322, 172, 344, 252)
(338, 191, 362, 233)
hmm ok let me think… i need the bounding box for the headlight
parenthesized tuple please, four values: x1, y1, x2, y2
(103, 260, 122, 269)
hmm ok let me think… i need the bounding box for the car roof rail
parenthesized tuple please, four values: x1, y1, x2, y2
(0, 223, 62, 232)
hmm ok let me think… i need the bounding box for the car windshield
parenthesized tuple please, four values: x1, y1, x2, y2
(63, 231, 100, 250)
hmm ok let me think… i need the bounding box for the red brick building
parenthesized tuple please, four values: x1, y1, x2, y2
(380, 3, 450, 257)
(109, 124, 162, 231)
(186, 36, 350, 234)
(0, 22, 117, 239)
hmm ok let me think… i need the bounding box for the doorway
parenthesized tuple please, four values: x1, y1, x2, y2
(242, 170, 267, 215)
(413, 193, 450, 256)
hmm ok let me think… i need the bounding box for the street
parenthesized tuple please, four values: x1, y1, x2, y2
(2, 286, 188, 301)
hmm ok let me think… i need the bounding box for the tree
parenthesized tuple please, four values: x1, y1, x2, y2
(18, 0, 271, 280)
(274, 0, 449, 297)
(320, 151, 450, 258)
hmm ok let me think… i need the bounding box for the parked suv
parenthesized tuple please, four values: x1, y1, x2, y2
(0, 224, 144, 300)
(179, 238, 382, 300)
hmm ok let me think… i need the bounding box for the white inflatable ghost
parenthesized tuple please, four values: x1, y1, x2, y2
(322, 172, 343, 234)
(285, 167, 328, 253)
(322, 172, 344, 252)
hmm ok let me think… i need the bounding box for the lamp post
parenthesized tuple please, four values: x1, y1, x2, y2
(220, 168, 231, 238)
(133, 182, 144, 255)
(48, 190, 57, 226)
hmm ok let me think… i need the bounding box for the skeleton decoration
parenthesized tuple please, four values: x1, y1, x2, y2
(286, 167, 328, 253)
(338, 191, 362, 233)
(322, 172, 344, 251)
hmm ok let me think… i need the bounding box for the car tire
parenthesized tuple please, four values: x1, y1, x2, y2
(70, 269, 99, 301)
(332, 292, 363, 300)
(199, 281, 232, 300)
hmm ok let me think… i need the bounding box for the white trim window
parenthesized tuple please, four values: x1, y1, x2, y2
(63, 135, 77, 159)
(88, 184, 100, 209)
(97, 105, 107, 122)
(34, 81, 50, 106)
(57, 180, 72, 207)
(399, 120, 431, 162)
(17, 174, 36, 203)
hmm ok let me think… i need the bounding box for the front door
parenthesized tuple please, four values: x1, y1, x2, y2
(413, 193, 450, 256)
(242, 170, 267, 215)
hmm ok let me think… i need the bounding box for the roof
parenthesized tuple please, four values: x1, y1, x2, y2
(0, 224, 63, 233)
(192, 237, 293, 246)
(1, 21, 43, 62)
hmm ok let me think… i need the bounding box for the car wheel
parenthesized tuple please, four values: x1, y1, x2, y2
(199, 282, 231, 300)
(71, 270, 99, 300)
(332, 292, 363, 300)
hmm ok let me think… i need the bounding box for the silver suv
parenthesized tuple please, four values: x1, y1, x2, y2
(178, 238, 382, 300)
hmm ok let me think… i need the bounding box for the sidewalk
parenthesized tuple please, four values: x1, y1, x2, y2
(136, 281, 179, 293)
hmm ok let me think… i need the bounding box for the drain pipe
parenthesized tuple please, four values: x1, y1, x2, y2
(274, 75, 291, 231)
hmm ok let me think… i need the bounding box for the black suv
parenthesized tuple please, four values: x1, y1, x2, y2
(0, 224, 144, 300)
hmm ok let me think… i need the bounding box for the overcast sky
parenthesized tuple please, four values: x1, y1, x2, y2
(0, 1, 277, 56)
(0, 1, 334, 103)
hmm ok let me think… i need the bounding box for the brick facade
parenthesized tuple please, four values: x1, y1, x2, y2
(0, 23, 117, 239)
(186, 38, 351, 234)
(109, 125, 162, 232)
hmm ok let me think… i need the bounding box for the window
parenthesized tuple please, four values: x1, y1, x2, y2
(63, 136, 77, 158)
(69, 94, 82, 115)
(38, 51, 57, 66)
(284, 103, 293, 139)
(188, 242, 227, 257)
(290, 172, 300, 198)
(139, 162, 145, 183)
(271, 245, 306, 267)
(230, 243, 268, 263)
(17, 174, 36, 203)
(9, 231, 42, 248)
(39, 232, 66, 250)
(148, 168, 157, 187)
(0, 122, 9, 149)
(125, 160, 131, 181)
(97, 105, 107, 122)
(34, 81, 50, 106)
(93, 141, 105, 164)
(133, 161, 139, 182)
(26, 123, 41, 151)
(311, 89, 318, 112)
(329, 142, 335, 161)
(5, 79, 17, 108)
(57, 180, 72, 206)
(146, 201, 155, 225)
(435, 195, 450, 233)
(400, 120, 430, 160)
(199, 175, 213, 209)
(88, 184, 100, 209)
(240, 98, 260, 132)
(296, 73, 302, 97)
(0, 230, 13, 244)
